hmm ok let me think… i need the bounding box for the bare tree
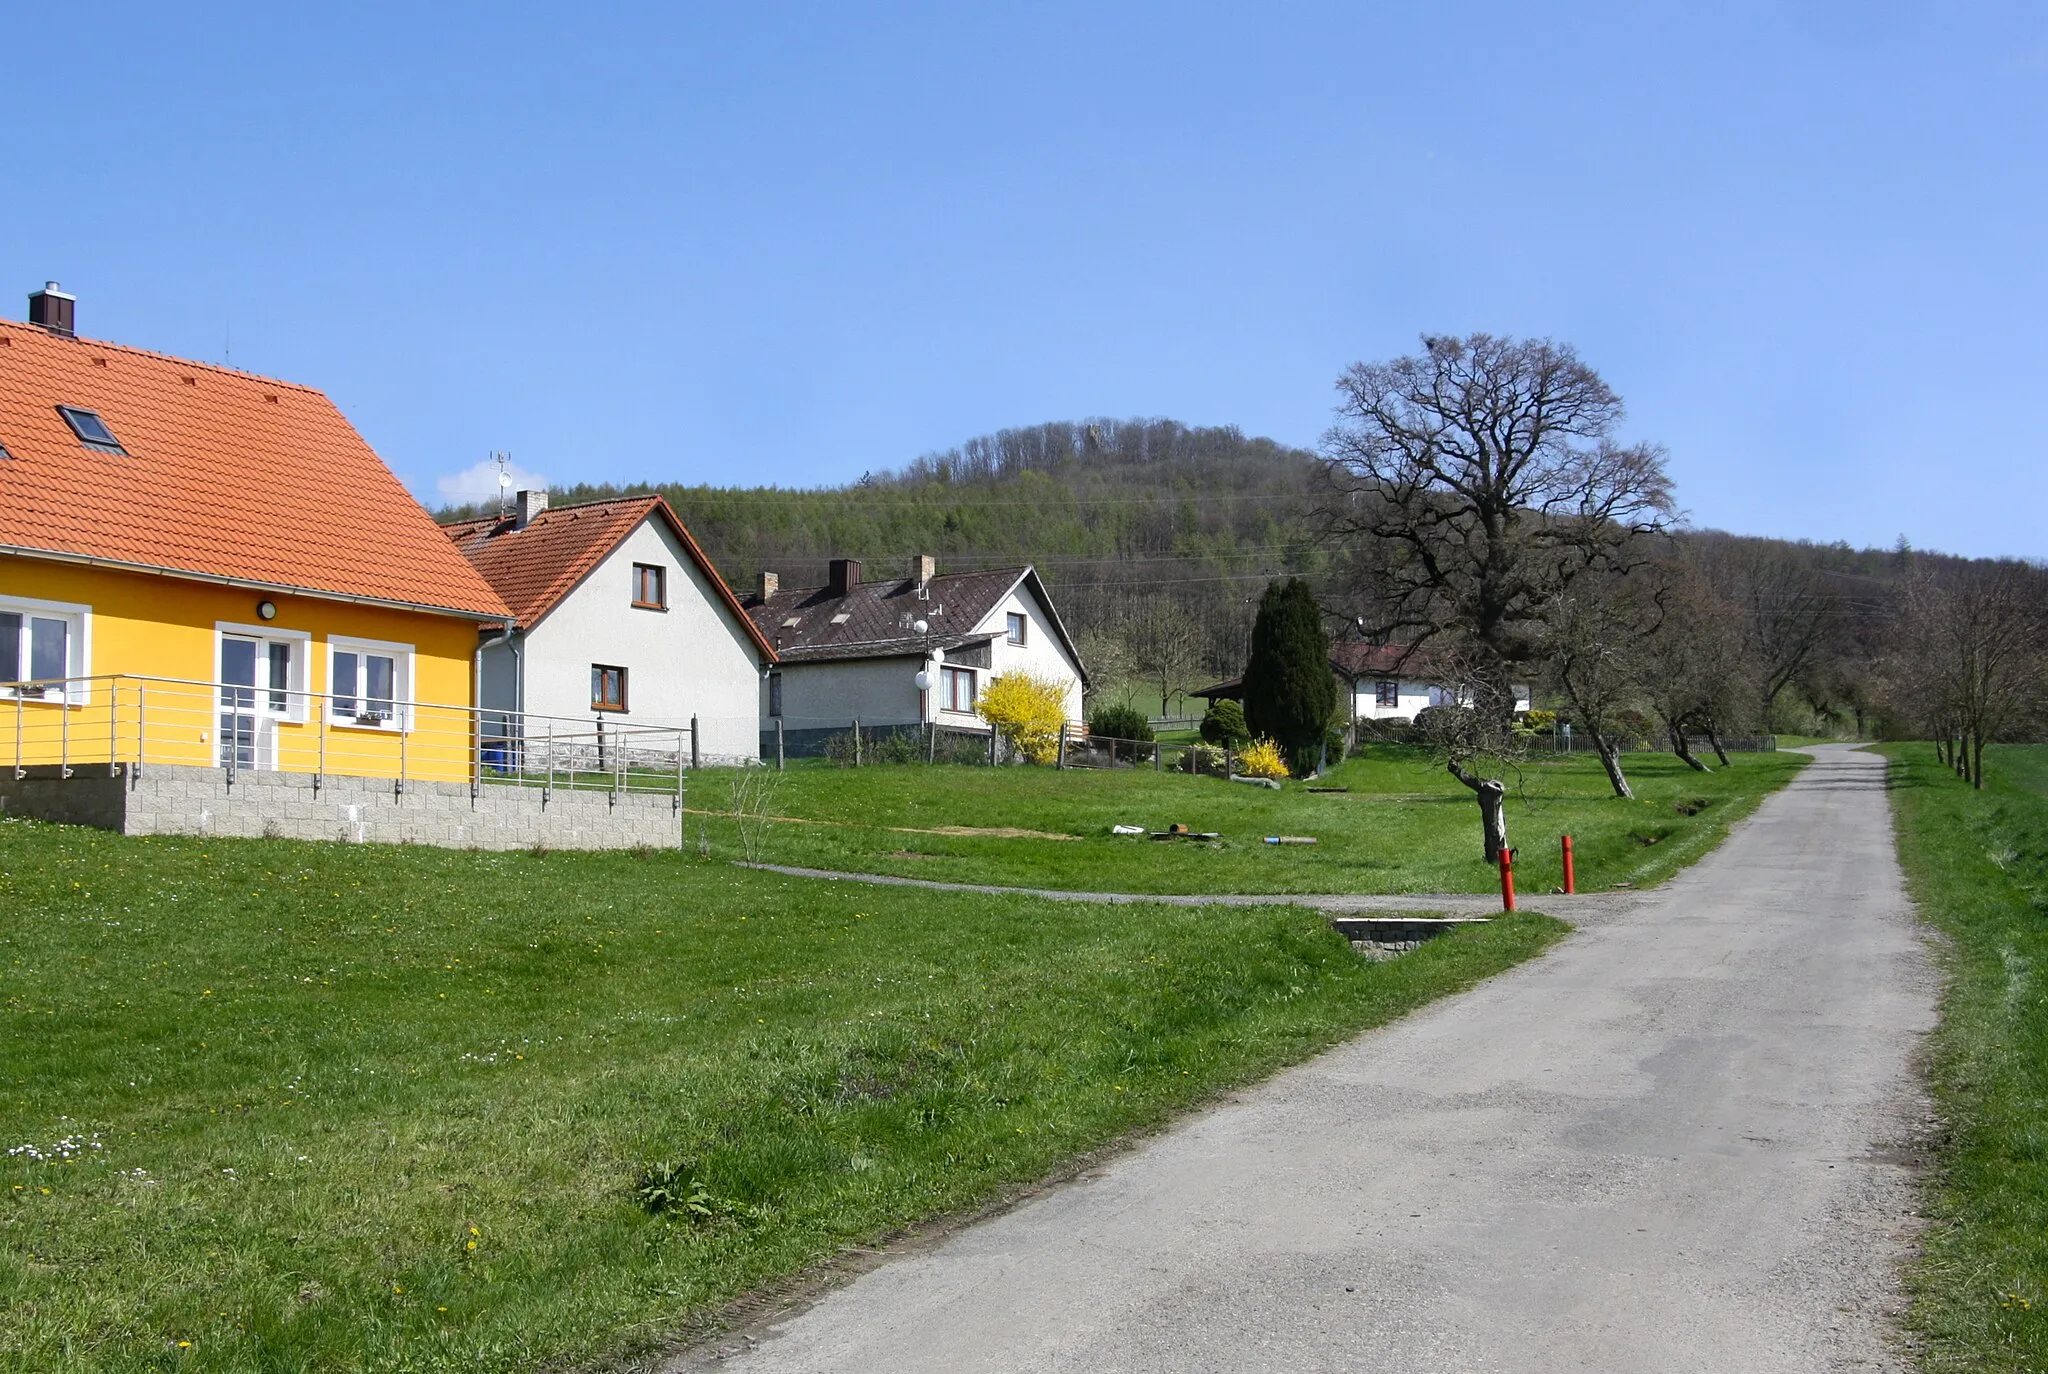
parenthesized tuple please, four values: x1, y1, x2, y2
(1123, 600, 1206, 715)
(1636, 556, 1756, 769)
(1540, 569, 1660, 798)
(1880, 561, 2048, 788)
(1319, 334, 1674, 846)
(1693, 536, 1839, 729)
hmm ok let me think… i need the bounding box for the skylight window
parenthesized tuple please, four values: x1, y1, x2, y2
(56, 406, 124, 453)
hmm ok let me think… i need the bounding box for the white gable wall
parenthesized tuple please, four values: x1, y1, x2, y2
(1349, 679, 1534, 720)
(481, 519, 764, 762)
(953, 578, 1085, 724)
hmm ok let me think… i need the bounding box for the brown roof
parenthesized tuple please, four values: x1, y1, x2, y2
(0, 319, 509, 619)
(444, 495, 776, 658)
(744, 564, 1088, 683)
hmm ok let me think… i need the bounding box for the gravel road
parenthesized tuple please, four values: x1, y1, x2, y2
(677, 745, 1936, 1372)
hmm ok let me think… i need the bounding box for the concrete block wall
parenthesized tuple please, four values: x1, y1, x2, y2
(0, 764, 683, 850)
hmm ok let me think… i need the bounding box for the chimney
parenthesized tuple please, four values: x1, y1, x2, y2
(827, 558, 861, 597)
(28, 282, 75, 337)
(758, 571, 779, 601)
(911, 554, 935, 588)
(514, 489, 549, 529)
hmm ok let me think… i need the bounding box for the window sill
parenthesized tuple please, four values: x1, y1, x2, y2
(590, 704, 629, 714)
(630, 602, 668, 612)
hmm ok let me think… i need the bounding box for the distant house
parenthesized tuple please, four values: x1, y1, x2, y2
(742, 556, 1088, 755)
(445, 492, 776, 763)
(1193, 642, 1531, 721)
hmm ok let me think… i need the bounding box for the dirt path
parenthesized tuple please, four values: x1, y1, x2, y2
(678, 746, 1935, 1372)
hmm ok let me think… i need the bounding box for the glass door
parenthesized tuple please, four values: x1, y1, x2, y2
(220, 636, 259, 770)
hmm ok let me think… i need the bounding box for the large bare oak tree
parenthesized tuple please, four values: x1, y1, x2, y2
(1320, 334, 1674, 857)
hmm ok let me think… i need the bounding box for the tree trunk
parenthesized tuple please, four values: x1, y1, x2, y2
(1447, 758, 1508, 863)
(1666, 716, 1710, 772)
(1704, 722, 1732, 767)
(1972, 732, 1985, 790)
(1596, 739, 1635, 799)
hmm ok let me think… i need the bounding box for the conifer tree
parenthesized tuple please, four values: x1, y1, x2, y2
(1241, 578, 1336, 775)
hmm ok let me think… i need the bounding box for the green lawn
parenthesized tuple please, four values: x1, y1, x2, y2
(688, 746, 1808, 896)
(1882, 743, 2048, 1371)
(0, 818, 1564, 1373)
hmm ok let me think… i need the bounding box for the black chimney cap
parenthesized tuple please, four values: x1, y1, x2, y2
(28, 282, 75, 338)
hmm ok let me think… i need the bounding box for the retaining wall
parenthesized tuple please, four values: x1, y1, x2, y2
(0, 764, 682, 850)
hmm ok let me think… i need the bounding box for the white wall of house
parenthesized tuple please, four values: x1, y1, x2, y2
(1350, 679, 1533, 720)
(953, 579, 1085, 724)
(480, 520, 764, 761)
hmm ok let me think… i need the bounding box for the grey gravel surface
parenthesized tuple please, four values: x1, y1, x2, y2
(682, 746, 1935, 1372)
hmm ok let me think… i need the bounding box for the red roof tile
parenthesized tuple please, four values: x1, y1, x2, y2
(445, 495, 776, 659)
(0, 321, 509, 619)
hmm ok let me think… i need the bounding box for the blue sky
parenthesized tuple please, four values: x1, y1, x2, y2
(3, 2, 2043, 556)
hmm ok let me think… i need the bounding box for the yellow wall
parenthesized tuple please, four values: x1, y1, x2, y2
(1, 554, 487, 783)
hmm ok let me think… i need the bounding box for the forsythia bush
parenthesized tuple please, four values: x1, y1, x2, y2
(977, 671, 1071, 764)
(1236, 737, 1290, 779)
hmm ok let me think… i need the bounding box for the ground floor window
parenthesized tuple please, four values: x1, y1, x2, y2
(1375, 678, 1399, 709)
(330, 638, 411, 728)
(592, 664, 628, 712)
(941, 665, 976, 713)
(0, 595, 89, 700)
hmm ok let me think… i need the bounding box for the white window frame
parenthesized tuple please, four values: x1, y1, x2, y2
(327, 635, 415, 732)
(0, 593, 92, 704)
(940, 665, 977, 714)
(215, 622, 311, 723)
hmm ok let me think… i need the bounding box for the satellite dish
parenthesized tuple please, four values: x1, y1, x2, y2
(498, 471, 513, 488)
(914, 670, 932, 691)
(913, 619, 929, 636)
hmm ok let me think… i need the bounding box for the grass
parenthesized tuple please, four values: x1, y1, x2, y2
(0, 817, 1565, 1373)
(1881, 743, 2048, 1370)
(687, 745, 1808, 896)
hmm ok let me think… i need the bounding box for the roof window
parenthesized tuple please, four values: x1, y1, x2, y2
(56, 406, 125, 454)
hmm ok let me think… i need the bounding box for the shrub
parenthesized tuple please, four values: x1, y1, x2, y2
(977, 670, 1071, 765)
(1177, 743, 1226, 776)
(1236, 737, 1290, 780)
(1200, 699, 1250, 747)
(1521, 708, 1558, 733)
(1241, 578, 1336, 776)
(1087, 702, 1154, 743)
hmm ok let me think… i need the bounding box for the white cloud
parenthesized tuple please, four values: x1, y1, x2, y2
(433, 458, 551, 509)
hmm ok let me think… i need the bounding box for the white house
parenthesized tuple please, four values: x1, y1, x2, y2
(743, 556, 1088, 755)
(1195, 642, 1531, 722)
(445, 492, 776, 763)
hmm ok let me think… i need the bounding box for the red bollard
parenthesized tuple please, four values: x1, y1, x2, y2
(1561, 834, 1576, 895)
(1499, 847, 1517, 913)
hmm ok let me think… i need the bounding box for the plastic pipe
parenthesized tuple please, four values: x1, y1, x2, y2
(1499, 846, 1517, 913)
(1561, 834, 1575, 894)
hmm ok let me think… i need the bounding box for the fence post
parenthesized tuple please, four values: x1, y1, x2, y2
(988, 727, 998, 767)
(471, 706, 481, 801)
(314, 698, 326, 795)
(135, 682, 146, 779)
(108, 680, 119, 777)
(853, 719, 862, 767)
(1224, 743, 1233, 779)
(545, 720, 555, 800)
(1153, 737, 1162, 772)
(675, 729, 686, 817)
(396, 720, 407, 797)
(928, 720, 937, 765)
(1057, 724, 1067, 770)
(775, 717, 784, 771)
(61, 689, 72, 779)
(691, 714, 701, 771)
(14, 690, 23, 779)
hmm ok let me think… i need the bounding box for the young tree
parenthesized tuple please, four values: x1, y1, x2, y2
(1241, 578, 1337, 776)
(1880, 561, 2048, 788)
(1539, 569, 1657, 799)
(1123, 600, 1206, 716)
(1320, 334, 1673, 844)
(1692, 535, 1839, 729)
(1635, 556, 1755, 769)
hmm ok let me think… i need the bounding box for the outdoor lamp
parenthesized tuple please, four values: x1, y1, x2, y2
(256, 600, 277, 621)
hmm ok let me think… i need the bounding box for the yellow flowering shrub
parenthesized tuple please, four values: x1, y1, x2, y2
(1236, 737, 1290, 779)
(977, 670, 1071, 764)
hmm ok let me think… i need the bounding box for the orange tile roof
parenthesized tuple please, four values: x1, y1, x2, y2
(0, 320, 509, 619)
(444, 495, 777, 659)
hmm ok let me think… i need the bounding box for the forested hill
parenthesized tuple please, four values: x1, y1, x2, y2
(435, 416, 1931, 729)
(439, 419, 1339, 676)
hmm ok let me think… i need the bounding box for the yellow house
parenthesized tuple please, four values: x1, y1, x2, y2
(0, 284, 511, 784)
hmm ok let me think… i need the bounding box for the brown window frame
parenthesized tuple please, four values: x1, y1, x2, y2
(591, 664, 628, 712)
(1375, 679, 1399, 709)
(1006, 612, 1027, 645)
(631, 563, 667, 610)
(940, 665, 976, 713)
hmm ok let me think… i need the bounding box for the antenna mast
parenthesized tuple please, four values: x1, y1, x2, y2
(493, 452, 513, 519)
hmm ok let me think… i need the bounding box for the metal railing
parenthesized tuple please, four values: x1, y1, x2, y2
(3, 674, 707, 801)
